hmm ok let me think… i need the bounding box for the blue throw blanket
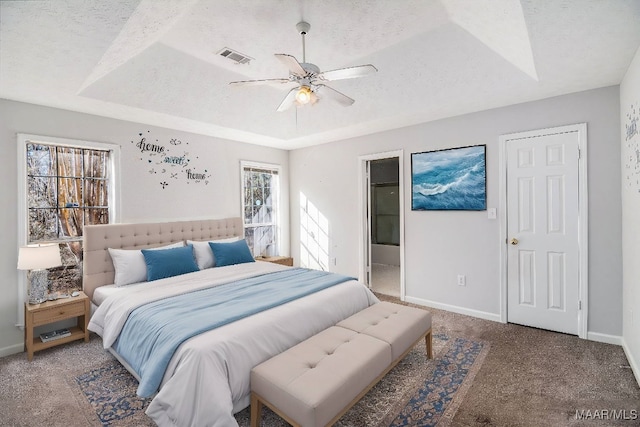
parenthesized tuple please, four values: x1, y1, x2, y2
(113, 268, 354, 397)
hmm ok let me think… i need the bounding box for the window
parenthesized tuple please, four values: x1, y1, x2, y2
(241, 161, 280, 257)
(18, 135, 120, 317)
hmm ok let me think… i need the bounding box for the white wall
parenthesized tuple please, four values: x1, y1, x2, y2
(0, 99, 289, 356)
(621, 46, 640, 382)
(290, 86, 622, 335)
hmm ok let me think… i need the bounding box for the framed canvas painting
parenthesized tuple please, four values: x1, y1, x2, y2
(411, 145, 486, 211)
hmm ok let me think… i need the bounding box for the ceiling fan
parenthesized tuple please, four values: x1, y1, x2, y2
(229, 21, 378, 112)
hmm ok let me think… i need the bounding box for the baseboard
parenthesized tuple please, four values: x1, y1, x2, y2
(586, 332, 623, 345)
(0, 343, 24, 358)
(404, 296, 502, 323)
(622, 338, 640, 387)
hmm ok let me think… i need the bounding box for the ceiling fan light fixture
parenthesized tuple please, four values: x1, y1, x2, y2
(295, 85, 312, 104)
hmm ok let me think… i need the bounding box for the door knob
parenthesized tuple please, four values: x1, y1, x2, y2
(510, 238, 519, 245)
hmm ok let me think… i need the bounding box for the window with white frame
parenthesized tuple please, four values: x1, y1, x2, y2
(18, 135, 120, 298)
(241, 161, 280, 257)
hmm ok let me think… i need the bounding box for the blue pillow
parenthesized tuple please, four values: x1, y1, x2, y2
(141, 245, 199, 281)
(208, 239, 255, 267)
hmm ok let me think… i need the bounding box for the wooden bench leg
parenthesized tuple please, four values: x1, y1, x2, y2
(425, 330, 433, 359)
(251, 392, 262, 427)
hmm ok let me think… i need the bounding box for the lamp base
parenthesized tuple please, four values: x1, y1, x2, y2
(28, 269, 49, 304)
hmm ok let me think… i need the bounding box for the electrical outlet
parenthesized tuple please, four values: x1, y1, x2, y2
(457, 275, 466, 286)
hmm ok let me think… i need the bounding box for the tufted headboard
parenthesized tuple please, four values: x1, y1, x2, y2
(82, 217, 243, 301)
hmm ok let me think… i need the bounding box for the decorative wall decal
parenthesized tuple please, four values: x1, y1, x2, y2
(185, 168, 211, 183)
(129, 131, 211, 186)
(160, 151, 191, 168)
(136, 137, 165, 154)
(626, 103, 638, 141)
(624, 102, 640, 193)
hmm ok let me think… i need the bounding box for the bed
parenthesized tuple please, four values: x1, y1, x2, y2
(84, 217, 378, 427)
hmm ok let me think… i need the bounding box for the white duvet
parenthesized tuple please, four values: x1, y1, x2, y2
(88, 262, 378, 426)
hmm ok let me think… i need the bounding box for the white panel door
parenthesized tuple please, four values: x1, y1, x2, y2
(507, 131, 580, 335)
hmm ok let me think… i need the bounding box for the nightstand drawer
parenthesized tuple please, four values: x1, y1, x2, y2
(32, 301, 85, 325)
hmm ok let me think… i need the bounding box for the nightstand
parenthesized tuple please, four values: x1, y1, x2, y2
(24, 291, 90, 361)
(256, 256, 294, 267)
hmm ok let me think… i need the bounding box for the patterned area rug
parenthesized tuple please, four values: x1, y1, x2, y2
(73, 333, 488, 426)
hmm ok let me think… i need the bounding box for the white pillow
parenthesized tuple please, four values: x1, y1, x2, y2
(108, 242, 185, 286)
(187, 236, 240, 270)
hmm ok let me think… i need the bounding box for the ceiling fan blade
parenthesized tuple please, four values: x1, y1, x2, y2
(316, 84, 355, 106)
(275, 54, 307, 77)
(316, 64, 378, 81)
(276, 87, 299, 112)
(229, 78, 291, 87)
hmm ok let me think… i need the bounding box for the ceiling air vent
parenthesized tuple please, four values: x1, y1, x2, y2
(217, 47, 253, 64)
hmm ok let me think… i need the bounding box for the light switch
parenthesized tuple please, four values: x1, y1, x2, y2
(487, 208, 497, 219)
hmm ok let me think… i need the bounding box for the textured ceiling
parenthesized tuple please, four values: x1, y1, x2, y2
(1, 0, 640, 150)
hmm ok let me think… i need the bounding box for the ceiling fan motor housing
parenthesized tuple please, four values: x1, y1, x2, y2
(300, 63, 320, 75)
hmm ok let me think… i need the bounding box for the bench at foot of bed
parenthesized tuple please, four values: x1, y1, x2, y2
(250, 301, 432, 427)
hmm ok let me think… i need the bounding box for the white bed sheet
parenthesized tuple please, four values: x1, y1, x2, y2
(88, 262, 378, 427)
(92, 284, 121, 306)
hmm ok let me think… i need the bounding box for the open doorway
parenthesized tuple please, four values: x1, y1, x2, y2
(359, 151, 404, 300)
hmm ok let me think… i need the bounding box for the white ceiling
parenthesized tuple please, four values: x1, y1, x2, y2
(1, 0, 640, 150)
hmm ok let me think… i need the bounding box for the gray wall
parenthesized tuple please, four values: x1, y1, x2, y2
(0, 99, 289, 356)
(620, 46, 640, 381)
(290, 86, 622, 336)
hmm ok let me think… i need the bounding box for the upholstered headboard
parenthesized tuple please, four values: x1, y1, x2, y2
(82, 217, 243, 301)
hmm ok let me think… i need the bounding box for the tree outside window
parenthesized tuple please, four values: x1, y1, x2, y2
(241, 162, 280, 257)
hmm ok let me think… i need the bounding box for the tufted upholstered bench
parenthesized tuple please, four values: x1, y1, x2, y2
(250, 302, 432, 427)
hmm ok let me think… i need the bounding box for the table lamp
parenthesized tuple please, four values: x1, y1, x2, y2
(17, 244, 62, 304)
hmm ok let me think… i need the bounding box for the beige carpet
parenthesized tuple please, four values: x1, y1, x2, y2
(1, 294, 638, 426)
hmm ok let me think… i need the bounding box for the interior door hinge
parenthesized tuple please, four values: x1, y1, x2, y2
(578, 300, 582, 310)
(578, 148, 581, 159)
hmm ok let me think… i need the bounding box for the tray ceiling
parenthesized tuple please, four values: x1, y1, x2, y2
(1, 0, 639, 149)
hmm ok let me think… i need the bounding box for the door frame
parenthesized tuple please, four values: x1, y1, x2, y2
(498, 123, 588, 338)
(358, 150, 405, 301)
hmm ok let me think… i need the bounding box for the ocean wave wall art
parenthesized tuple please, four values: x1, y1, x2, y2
(411, 145, 486, 210)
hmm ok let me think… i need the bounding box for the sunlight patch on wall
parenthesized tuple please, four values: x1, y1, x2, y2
(299, 192, 330, 271)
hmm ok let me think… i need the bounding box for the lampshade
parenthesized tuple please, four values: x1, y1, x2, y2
(17, 244, 62, 270)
